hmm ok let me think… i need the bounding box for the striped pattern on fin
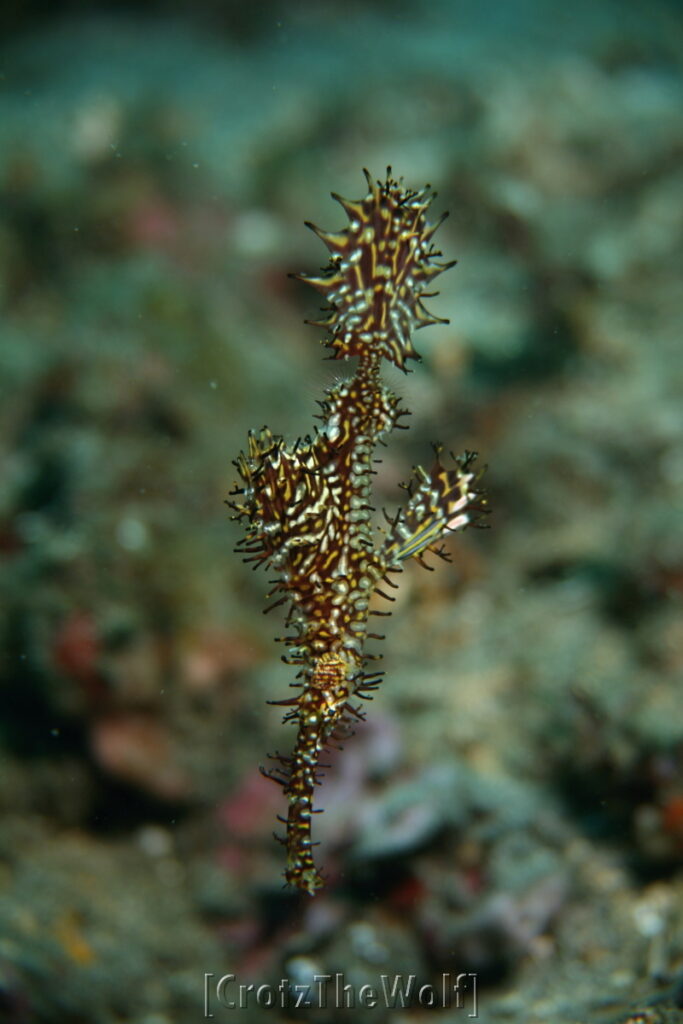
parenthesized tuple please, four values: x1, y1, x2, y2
(383, 451, 483, 565)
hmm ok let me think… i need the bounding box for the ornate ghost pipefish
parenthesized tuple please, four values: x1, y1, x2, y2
(229, 168, 487, 894)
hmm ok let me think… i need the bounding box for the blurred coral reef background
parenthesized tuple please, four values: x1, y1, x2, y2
(1, 1, 682, 1021)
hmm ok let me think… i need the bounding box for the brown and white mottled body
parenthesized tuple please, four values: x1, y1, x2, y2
(230, 170, 486, 893)
(281, 652, 353, 893)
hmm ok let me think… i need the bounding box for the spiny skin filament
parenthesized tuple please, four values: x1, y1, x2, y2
(229, 169, 487, 894)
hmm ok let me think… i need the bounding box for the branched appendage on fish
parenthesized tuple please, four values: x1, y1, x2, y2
(229, 169, 488, 893)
